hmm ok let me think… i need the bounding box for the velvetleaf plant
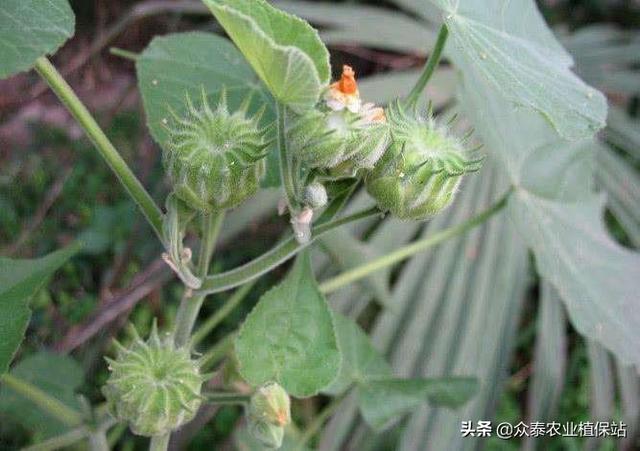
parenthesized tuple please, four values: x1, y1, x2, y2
(1, 0, 636, 450)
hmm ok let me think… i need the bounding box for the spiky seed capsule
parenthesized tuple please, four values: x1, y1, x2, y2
(366, 100, 483, 220)
(247, 382, 291, 449)
(286, 66, 390, 178)
(102, 322, 206, 437)
(163, 90, 270, 212)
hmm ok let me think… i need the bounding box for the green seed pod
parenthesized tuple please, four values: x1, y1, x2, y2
(102, 322, 206, 437)
(366, 101, 483, 220)
(163, 90, 270, 212)
(287, 108, 390, 177)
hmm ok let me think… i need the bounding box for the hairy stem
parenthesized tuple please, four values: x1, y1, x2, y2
(196, 206, 380, 295)
(173, 211, 225, 348)
(204, 392, 251, 406)
(34, 57, 164, 239)
(0, 374, 83, 427)
(191, 280, 255, 347)
(23, 426, 88, 451)
(88, 430, 110, 451)
(319, 190, 511, 293)
(277, 102, 300, 212)
(200, 332, 238, 370)
(406, 24, 449, 108)
(296, 394, 346, 450)
(149, 434, 170, 451)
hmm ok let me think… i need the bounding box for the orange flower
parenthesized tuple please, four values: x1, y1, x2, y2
(326, 65, 362, 113)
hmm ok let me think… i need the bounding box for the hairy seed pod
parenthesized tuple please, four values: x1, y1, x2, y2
(247, 382, 291, 449)
(366, 100, 483, 220)
(286, 65, 390, 177)
(163, 89, 271, 212)
(102, 322, 206, 436)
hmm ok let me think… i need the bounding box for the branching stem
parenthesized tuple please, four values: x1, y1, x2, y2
(406, 24, 449, 108)
(34, 57, 164, 240)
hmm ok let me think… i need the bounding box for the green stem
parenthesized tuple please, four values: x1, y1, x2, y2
(34, 57, 164, 240)
(1, 374, 83, 426)
(109, 47, 139, 61)
(191, 280, 256, 347)
(88, 430, 110, 451)
(296, 394, 346, 450)
(277, 102, 299, 212)
(173, 211, 225, 348)
(203, 392, 251, 406)
(406, 24, 449, 108)
(319, 191, 510, 294)
(200, 331, 238, 370)
(196, 206, 380, 295)
(23, 426, 88, 451)
(149, 433, 170, 451)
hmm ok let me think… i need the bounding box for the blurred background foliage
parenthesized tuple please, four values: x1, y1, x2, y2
(0, 0, 639, 450)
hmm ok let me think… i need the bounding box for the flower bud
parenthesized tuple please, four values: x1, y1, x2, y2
(102, 322, 206, 436)
(303, 181, 328, 209)
(366, 101, 483, 220)
(287, 66, 390, 177)
(247, 383, 290, 449)
(249, 382, 291, 427)
(248, 417, 285, 449)
(163, 89, 270, 212)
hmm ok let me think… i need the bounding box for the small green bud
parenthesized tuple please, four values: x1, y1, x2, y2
(247, 383, 290, 449)
(303, 181, 328, 209)
(249, 382, 291, 427)
(248, 417, 285, 449)
(102, 322, 206, 436)
(366, 101, 483, 220)
(163, 89, 270, 212)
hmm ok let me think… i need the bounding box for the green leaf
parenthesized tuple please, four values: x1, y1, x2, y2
(509, 192, 640, 367)
(136, 31, 280, 187)
(324, 314, 391, 395)
(0, 0, 75, 79)
(0, 352, 83, 438)
(357, 377, 479, 431)
(0, 243, 80, 374)
(431, 0, 606, 140)
(235, 251, 341, 397)
(203, 0, 330, 112)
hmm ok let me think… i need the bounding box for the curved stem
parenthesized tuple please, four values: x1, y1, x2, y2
(0, 374, 83, 427)
(296, 394, 346, 450)
(23, 426, 88, 451)
(319, 190, 511, 294)
(191, 280, 255, 347)
(88, 430, 110, 451)
(34, 57, 164, 240)
(406, 24, 449, 108)
(203, 392, 251, 406)
(173, 211, 225, 347)
(277, 102, 299, 212)
(149, 434, 170, 451)
(200, 331, 237, 370)
(195, 206, 380, 295)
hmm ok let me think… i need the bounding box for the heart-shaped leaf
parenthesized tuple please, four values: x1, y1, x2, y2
(0, 243, 80, 374)
(235, 251, 340, 397)
(358, 377, 479, 431)
(0, 0, 75, 79)
(324, 313, 391, 395)
(203, 0, 330, 112)
(431, 0, 606, 140)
